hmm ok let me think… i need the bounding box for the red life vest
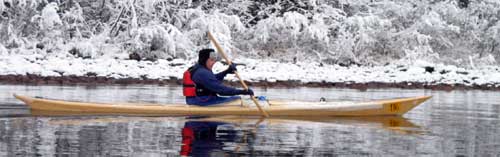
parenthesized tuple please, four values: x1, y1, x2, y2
(183, 67, 196, 97)
(180, 127, 194, 156)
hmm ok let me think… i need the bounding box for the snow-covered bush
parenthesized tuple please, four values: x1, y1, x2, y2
(68, 41, 97, 59)
(249, 12, 309, 60)
(1, 0, 500, 68)
(39, 2, 62, 30)
(183, 8, 246, 57)
(334, 15, 393, 65)
(0, 44, 7, 55)
(127, 23, 192, 61)
(61, 2, 86, 39)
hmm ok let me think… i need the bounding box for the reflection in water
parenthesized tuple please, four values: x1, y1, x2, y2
(1, 84, 500, 156)
(0, 115, 426, 156)
(180, 120, 238, 156)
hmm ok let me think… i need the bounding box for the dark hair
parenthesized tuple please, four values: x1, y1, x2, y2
(198, 49, 215, 66)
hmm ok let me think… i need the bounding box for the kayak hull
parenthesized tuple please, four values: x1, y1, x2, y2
(14, 94, 431, 116)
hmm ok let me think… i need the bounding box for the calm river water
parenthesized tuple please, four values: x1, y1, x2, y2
(0, 84, 499, 156)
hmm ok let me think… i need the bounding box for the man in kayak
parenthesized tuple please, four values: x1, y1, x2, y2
(183, 48, 254, 106)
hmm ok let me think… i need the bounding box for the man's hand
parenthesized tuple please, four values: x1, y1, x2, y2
(226, 64, 237, 74)
(240, 88, 254, 95)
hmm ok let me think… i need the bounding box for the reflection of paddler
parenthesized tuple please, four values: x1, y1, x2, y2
(180, 120, 238, 156)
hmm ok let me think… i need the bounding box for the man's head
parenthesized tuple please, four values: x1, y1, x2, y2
(198, 48, 221, 69)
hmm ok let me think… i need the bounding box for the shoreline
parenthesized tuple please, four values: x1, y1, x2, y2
(1, 74, 499, 91)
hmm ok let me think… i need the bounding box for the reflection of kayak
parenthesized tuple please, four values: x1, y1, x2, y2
(195, 115, 425, 135)
(39, 115, 423, 135)
(196, 115, 418, 128)
(15, 94, 431, 116)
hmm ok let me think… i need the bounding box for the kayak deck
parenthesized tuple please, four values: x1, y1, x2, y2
(14, 94, 431, 116)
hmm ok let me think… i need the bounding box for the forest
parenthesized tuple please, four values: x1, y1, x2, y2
(1, 0, 499, 68)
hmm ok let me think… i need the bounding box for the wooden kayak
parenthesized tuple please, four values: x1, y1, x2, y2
(14, 94, 431, 116)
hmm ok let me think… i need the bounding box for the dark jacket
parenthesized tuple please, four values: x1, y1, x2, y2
(191, 64, 243, 96)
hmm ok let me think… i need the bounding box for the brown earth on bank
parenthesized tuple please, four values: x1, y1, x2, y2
(0, 74, 499, 91)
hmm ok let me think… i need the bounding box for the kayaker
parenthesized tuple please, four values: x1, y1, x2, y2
(183, 48, 254, 106)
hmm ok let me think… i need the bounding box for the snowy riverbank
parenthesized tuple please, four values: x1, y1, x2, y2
(2, 1, 500, 91)
(1, 54, 500, 90)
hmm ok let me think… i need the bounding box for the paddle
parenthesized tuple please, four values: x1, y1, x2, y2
(207, 31, 269, 117)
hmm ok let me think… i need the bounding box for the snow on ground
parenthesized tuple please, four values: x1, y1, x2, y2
(1, 54, 500, 87)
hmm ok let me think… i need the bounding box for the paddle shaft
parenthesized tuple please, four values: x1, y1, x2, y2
(207, 31, 269, 117)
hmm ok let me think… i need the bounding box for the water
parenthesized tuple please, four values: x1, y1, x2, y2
(0, 84, 499, 156)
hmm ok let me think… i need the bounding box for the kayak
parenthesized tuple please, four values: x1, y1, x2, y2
(14, 94, 431, 116)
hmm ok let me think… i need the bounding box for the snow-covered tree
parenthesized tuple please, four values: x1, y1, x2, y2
(1, 0, 500, 67)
